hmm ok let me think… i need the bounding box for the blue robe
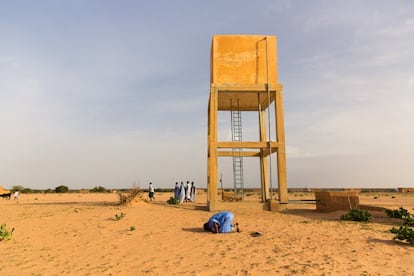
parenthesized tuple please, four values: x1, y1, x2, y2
(174, 184, 180, 199)
(207, 211, 234, 233)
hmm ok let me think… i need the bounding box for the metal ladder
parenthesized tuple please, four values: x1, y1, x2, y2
(231, 99, 244, 199)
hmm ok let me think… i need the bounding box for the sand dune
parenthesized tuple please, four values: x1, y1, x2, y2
(1, 191, 413, 275)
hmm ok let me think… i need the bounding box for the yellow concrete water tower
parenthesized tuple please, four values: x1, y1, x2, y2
(207, 35, 288, 211)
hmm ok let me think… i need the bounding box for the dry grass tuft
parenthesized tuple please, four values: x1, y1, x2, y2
(118, 186, 145, 205)
(222, 191, 242, 202)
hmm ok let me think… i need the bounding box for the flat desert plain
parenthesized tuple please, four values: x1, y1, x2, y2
(1, 190, 414, 275)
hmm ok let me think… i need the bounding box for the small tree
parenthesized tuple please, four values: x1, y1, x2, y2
(12, 185, 24, 192)
(55, 185, 69, 193)
(90, 186, 107, 193)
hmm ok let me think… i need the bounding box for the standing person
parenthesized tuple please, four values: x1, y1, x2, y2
(174, 182, 180, 200)
(203, 211, 242, 233)
(148, 182, 154, 201)
(13, 191, 19, 200)
(185, 181, 191, 202)
(179, 181, 185, 203)
(190, 181, 196, 202)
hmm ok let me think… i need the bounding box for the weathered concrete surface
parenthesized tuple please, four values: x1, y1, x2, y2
(315, 190, 360, 212)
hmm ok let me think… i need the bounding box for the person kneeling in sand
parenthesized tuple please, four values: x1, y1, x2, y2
(203, 211, 242, 233)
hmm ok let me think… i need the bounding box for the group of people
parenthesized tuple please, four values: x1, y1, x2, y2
(174, 181, 196, 203)
(147, 181, 196, 203)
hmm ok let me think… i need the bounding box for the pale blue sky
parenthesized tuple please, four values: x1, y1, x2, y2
(1, 0, 413, 189)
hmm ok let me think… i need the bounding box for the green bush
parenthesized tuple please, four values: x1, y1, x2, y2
(114, 212, 126, 221)
(0, 224, 14, 241)
(12, 185, 24, 192)
(55, 185, 69, 193)
(386, 207, 414, 226)
(167, 197, 179, 205)
(386, 207, 410, 219)
(22, 188, 33, 194)
(390, 225, 414, 244)
(404, 216, 414, 226)
(90, 186, 108, 193)
(340, 209, 371, 222)
(387, 207, 414, 244)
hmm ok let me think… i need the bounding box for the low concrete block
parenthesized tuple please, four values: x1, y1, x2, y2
(398, 187, 414, 193)
(315, 190, 359, 212)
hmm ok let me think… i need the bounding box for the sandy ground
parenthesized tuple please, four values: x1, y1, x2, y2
(1, 190, 414, 275)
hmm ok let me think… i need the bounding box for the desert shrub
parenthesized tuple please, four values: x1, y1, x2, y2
(114, 212, 126, 221)
(222, 191, 242, 202)
(129, 226, 136, 231)
(0, 224, 14, 241)
(404, 216, 414, 226)
(12, 185, 24, 192)
(167, 197, 179, 205)
(90, 186, 108, 193)
(386, 207, 410, 219)
(386, 207, 414, 226)
(22, 188, 33, 193)
(390, 225, 414, 244)
(388, 207, 414, 243)
(55, 185, 69, 193)
(340, 209, 371, 222)
(118, 186, 143, 205)
(154, 188, 172, 193)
